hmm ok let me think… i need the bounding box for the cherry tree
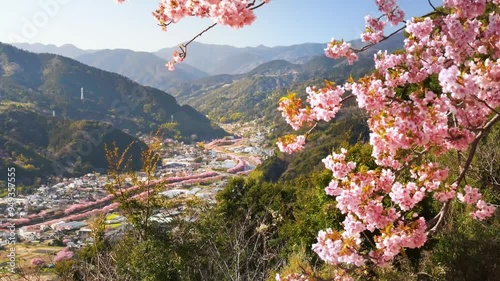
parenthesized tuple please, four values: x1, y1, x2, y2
(30, 258, 46, 267)
(116, 0, 498, 279)
(54, 248, 74, 263)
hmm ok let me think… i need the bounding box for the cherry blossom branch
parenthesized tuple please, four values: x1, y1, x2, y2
(353, 9, 443, 55)
(353, 25, 406, 54)
(471, 95, 500, 116)
(427, 0, 438, 11)
(426, 200, 451, 235)
(427, 0, 447, 15)
(456, 113, 500, 185)
(182, 23, 218, 50)
(341, 94, 356, 103)
(158, 20, 173, 28)
(427, 113, 500, 234)
(249, 1, 266, 10)
(302, 94, 355, 138)
(305, 122, 319, 136)
(170, 0, 269, 66)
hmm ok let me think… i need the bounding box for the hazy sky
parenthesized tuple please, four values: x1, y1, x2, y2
(0, 0, 440, 51)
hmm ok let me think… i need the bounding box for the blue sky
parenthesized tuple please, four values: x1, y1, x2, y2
(0, 0, 440, 51)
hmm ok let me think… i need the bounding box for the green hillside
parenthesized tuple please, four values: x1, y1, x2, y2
(0, 43, 227, 141)
(0, 104, 146, 185)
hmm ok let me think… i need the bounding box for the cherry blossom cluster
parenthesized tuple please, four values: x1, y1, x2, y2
(312, 227, 365, 266)
(248, 156, 262, 165)
(276, 134, 306, 154)
(306, 84, 344, 122)
(153, 0, 266, 28)
(276, 81, 346, 153)
(166, 174, 223, 185)
(207, 138, 238, 146)
(0, 171, 223, 229)
(31, 258, 46, 267)
(26, 174, 225, 229)
(361, 15, 387, 44)
(457, 185, 496, 220)
(118, 0, 269, 28)
(324, 39, 358, 65)
(277, 82, 344, 129)
(276, 0, 498, 278)
(315, 150, 444, 265)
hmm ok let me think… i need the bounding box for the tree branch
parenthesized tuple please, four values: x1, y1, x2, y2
(175, 0, 269, 61)
(352, 9, 444, 55)
(427, 0, 447, 16)
(182, 23, 218, 49)
(426, 113, 500, 235)
(353, 25, 406, 54)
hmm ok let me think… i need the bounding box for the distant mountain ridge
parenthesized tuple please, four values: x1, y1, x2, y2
(11, 41, 329, 78)
(11, 42, 99, 59)
(8, 34, 404, 129)
(153, 41, 328, 75)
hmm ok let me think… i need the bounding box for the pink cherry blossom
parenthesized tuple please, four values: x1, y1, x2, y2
(275, 0, 498, 272)
(166, 61, 175, 71)
(172, 51, 184, 63)
(277, 135, 306, 154)
(54, 248, 74, 263)
(325, 39, 358, 64)
(457, 185, 482, 204)
(472, 200, 496, 221)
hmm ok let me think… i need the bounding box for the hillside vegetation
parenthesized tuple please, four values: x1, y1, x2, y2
(0, 104, 145, 186)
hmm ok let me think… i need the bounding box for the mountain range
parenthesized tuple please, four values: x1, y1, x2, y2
(0, 104, 146, 184)
(0, 42, 227, 183)
(0, 42, 225, 139)
(153, 41, 329, 75)
(10, 35, 403, 127)
(76, 49, 209, 90)
(11, 41, 334, 92)
(2, 33, 404, 183)
(12, 41, 330, 77)
(10, 42, 99, 59)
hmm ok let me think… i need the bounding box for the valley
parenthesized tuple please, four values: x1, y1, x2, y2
(0, 127, 271, 272)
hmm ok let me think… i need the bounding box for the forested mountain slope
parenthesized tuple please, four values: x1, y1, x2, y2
(0, 43, 226, 140)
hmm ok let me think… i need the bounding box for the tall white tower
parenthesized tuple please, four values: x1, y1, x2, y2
(52, 110, 55, 117)
(81, 87, 84, 100)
